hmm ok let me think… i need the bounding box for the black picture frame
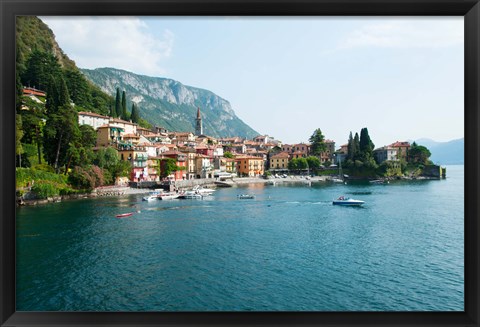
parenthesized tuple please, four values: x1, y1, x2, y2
(1, 0, 479, 326)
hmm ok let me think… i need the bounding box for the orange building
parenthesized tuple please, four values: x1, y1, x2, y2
(236, 156, 265, 177)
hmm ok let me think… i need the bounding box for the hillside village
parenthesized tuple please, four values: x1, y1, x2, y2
(76, 101, 414, 184)
(20, 84, 440, 196)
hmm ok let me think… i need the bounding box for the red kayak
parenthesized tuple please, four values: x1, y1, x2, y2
(115, 212, 134, 218)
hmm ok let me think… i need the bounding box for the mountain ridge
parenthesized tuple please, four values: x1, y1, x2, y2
(412, 137, 464, 165)
(81, 67, 259, 139)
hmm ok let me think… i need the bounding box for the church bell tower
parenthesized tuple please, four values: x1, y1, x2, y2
(195, 107, 203, 136)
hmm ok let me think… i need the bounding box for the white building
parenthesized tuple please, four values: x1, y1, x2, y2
(78, 112, 110, 130)
(373, 146, 398, 163)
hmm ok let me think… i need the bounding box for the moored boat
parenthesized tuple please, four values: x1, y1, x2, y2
(178, 191, 203, 199)
(159, 192, 179, 200)
(332, 196, 365, 206)
(370, 179, 389, 184)
(142, 191, 162, 201)
(237, 194, 255, 199)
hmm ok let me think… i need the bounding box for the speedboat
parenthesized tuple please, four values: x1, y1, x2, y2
(237, 194, 255, 199)
(332, 196, 365, 206)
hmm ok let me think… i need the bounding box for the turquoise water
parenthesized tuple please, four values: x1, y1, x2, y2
(16, 165, 464, 311)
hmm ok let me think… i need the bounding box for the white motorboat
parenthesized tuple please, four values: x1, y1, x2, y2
(159, 192, 179, 200)
(237, 194, 255, 199)
(142, 191, 162, 201)
(332, 196, 365, 206)
(178, 191, 203, 199)
(192, 185, 216, 195)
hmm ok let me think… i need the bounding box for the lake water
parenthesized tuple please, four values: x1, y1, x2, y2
(16, 165, 464, 311)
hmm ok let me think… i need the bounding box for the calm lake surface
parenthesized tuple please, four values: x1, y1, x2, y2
(16, 165, 464, 311)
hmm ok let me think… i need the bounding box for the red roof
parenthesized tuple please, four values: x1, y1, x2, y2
(78, 111, 109, 119)
(390, 141, 410, 147)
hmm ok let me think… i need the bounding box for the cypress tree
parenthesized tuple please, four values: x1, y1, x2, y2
(353, 133, 360, 161)
(347, 132, 354, 160)
(121, 90, 128, 120)
(130, 103, 140, 123)
(359, 127, 374, 160)
(115, 88, 122, 118)
(109, 102, 115, 118)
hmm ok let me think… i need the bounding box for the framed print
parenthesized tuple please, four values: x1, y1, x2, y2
(1, 0, 479, 326)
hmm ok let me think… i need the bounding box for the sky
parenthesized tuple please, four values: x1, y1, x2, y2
(40, 16, 464, 147)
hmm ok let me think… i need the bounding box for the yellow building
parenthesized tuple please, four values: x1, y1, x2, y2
(236, 156, 265, 177)
(96, 125, 124, 147)
(270, 152, 290, 170)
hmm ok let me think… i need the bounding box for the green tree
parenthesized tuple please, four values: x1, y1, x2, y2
(224, 151, 234, 159)
(359, 127, 375, 160)
(408, 142, 432, 165)
(64, 69, 92, 108)
(16, 114, 24, 167)
(306, 156, 321, 170)
(21, 49, 62, 91)
(288, 158, 299, 171)
(296, 157, 308, 170)
(121, 90, 128, 120)
(308, 128, 326, 156)
(347, 132, 355, 161)
(130, 103, 140, 123)
(115, 88, 122, 118)
(44, 107, 80, 173)
(353, 133, 360, 161)
(158, 158, 181, 179)
(109, 103, 115, 118)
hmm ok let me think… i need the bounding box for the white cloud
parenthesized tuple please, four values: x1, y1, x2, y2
(40, 17, 174, 75)
(339, 18, 463, 49)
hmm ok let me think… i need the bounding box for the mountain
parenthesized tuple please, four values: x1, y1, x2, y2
(81, 67, 259, 139)
(16, 16, 113, 115)
(413, 138, 464, 165)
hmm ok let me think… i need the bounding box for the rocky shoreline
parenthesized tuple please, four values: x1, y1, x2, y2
(16, 186, 151, 207)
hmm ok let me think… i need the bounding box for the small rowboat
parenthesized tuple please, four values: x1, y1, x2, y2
(115, 212, 134, 218)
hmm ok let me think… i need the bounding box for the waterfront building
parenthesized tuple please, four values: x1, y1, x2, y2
(390, 141, 411, 161)
(270, 152, 290, 170)
(158, 151, 188, 180)
(195, 155, 214, 179)
(117, 144, 148, 182)
(236, 156, 265, 177)
(181, 148, 197, 180)
(373, 146, 399, 163)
